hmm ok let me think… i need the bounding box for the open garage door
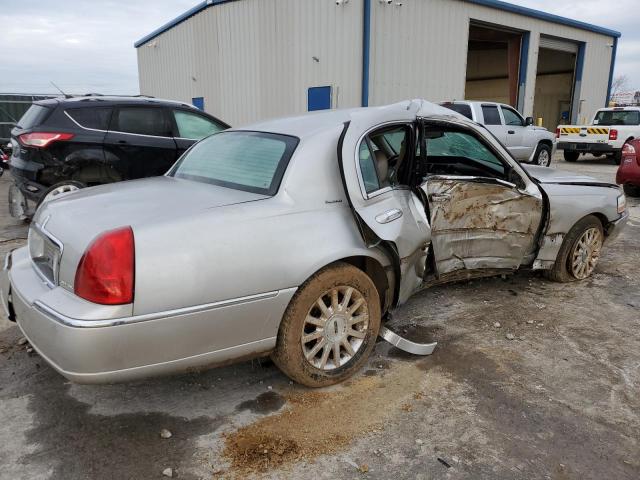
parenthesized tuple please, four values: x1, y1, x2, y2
(533, 36, 578, 130)
(465, 24, 523, 108)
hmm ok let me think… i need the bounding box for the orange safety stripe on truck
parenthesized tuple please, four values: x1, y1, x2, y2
(559, 127, 609, 135)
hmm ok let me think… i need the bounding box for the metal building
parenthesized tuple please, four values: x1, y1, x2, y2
(135, 0, 621, 130)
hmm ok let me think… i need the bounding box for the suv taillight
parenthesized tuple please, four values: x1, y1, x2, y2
(621, 142, 640, 166)
(74, 227, 135, 305)
(18, 132, 74, 148)
(609, 129, 618, 141)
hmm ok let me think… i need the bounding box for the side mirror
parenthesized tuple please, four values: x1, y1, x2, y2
(525, 117, 534, 126)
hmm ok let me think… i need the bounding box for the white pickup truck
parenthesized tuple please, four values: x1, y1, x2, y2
(557, 107, 640, 164)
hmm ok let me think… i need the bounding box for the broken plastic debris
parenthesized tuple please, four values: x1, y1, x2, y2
(379, 326, 437, 356)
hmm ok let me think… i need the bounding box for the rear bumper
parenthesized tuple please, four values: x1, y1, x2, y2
(557, 142, 616, 153)
(2, 247, 295, 384)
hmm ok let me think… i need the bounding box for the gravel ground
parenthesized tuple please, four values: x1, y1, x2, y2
(0, 155, 638, 480)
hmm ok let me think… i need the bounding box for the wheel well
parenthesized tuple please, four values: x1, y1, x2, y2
(340, 256, 393, 314)
(589, 212, 610, 235)
(539, 139, 553, 150)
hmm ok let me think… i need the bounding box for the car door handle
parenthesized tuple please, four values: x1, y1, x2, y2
(375, 208, 403, 224)
(508, 130, 516, 134)
(430, 193, 451, 202)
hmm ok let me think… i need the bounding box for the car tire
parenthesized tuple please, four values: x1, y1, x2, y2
(563, 151, 579, 162)
(272, 262, 381, 387)
(533, 144, 552, 167)
(37, 181, 85, 210)
(623, 183, 640, 197)
(545, 215, 604, 283)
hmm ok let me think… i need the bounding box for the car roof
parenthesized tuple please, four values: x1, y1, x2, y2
(444, 100, 510, 108)
(35, 95, 196, 109)
(237, 100, 458, 139)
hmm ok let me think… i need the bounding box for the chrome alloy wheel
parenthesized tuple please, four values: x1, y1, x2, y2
(537, 149, 551, 166)
(41, 183, 81, 204)
(301, 286, 369, 371)
(571, 227, 603, 279)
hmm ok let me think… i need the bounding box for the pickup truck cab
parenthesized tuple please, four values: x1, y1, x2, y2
(441, 101, 556, 167)
(557, 107, 640, 164)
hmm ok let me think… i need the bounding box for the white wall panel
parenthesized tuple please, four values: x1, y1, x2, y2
(137, 0, 616, 126)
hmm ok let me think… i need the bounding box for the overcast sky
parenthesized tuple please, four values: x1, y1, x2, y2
(0, 0, 637, 95)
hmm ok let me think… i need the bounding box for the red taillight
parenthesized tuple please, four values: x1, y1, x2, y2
(18, 132, 74, 148)
(609, 129, 618, 141)
(74, 227, 135, 305)
(555, 127, 560, 139)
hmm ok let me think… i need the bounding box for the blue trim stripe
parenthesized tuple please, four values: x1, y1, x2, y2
(464, 0, 621, 38)
(134, 0, 238, 47)
(361, 0, 371, 107)
(516, 31, 529, 112)
(575, 42, 586, 82)
(606, 37, 618, 106)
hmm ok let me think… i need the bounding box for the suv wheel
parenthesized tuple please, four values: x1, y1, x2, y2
(563, 151, 580, 162)
(272, 262, 381, 387)
(533, 144, 552, 167)
(38, 181, 85, 209)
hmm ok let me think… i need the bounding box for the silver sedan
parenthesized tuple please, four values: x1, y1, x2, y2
(0, 100, 628, 387)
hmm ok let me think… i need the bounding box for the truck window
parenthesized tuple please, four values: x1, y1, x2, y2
(481, 105, 502, 125)
(441, 103, 473, 120)
(594, 110, 640, 126)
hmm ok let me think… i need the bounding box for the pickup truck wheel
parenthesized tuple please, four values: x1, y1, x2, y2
(533, 144, 552, 167)
(272, 262, 381, 387)
(563, 151, 579, 162)
(545, 215, 603, 283)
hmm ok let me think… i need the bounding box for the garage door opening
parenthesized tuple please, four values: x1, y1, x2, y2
(465, 24, 523, 107)
(533, 41, 577, 131)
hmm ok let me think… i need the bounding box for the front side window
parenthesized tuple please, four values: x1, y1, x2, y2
(426, 130, 505, 177)
(170, 131, 298, 195)
(501, 107, 524, 126)
(114, 107, 172, 137)
(594, 110, 640, 126)
(173, 110, 226, 139)
(481, 105, 502, 126)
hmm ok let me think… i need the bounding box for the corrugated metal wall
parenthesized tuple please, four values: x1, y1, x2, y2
(137, 0, 615, 126)
(368, 0, 614, 124)
(138, 0, 363, 126)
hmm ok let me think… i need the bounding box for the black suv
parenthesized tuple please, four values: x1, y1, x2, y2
(6, 95, 229, 219)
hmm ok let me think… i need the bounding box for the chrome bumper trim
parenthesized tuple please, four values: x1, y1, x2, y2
(34, 290, 281, 329)
(379, 326, 437, 356)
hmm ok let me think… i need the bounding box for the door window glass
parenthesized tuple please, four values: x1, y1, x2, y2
(593, 110, 640, 126)
(501, 107, 524, 126)
(426, 131, 505, 177)
(441, 103, 473, 120)
(481, 105, 502, 125)
(67, 107, 113, 130)
(359, 141, 381, 193)
(173, 110, 225, 139)
(115, 107, 171, 136)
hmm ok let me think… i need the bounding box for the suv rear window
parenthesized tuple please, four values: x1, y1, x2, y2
(172, 110, 225, 139)
(442, 103, 473, 120)
(17, 105, 50, 129)
(113, 107, 172, 137)
(170, 131, 298, 195)
(66, 107, 113, 130)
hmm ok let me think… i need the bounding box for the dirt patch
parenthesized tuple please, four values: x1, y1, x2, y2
(222, 361, 425, 475)
(236, 391, 286, 415)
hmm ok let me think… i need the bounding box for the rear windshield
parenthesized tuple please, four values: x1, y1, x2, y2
(17, 105, 50, 129)
(594, 110, 640, 126)
(441, 103, 473, 120)
(170, 131, 299, 195)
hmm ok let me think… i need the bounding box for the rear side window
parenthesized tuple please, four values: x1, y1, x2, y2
(442, 103, 473, 120)
(17, 105, 50, 129)
(359, 141, 381, 193)
(66, 107, 113, 130)
(594, 110, 640, 126)
(172, 110, 225, 139)
(481, 105, 502, 125)
(113, 107, 172, 137)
